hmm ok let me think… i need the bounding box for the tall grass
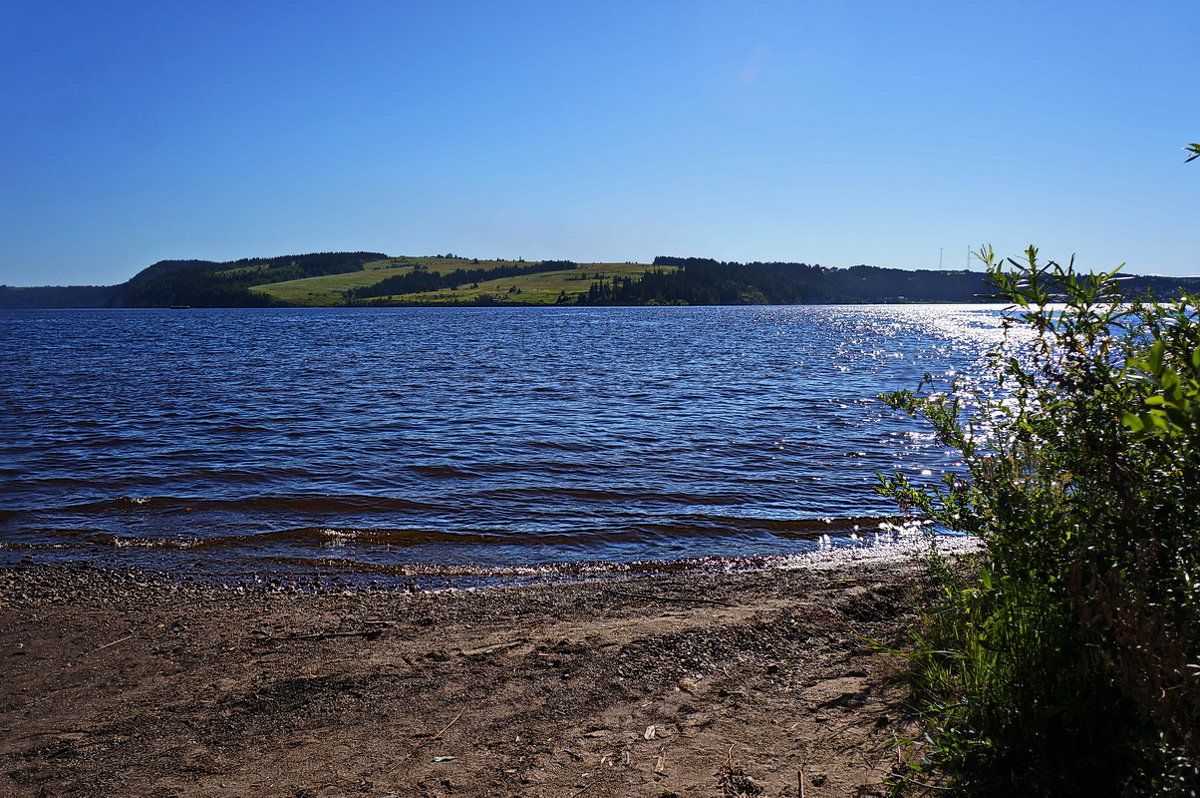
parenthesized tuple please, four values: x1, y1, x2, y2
(879, 248, 1200, 796)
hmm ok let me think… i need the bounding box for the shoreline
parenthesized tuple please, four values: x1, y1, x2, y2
(0, 527, 980, 592)
(0, 554, 934, 797)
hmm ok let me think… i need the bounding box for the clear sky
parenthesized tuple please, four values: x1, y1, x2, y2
(2, 0, 1197, 286)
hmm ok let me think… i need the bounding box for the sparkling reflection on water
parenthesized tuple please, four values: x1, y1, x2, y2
(1, 304, 1008, 583)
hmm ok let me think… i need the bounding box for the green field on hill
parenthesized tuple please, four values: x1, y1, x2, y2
(251, 258, 657, 306)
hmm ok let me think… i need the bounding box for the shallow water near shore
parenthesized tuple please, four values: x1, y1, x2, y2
(2, 304, 1003, 584)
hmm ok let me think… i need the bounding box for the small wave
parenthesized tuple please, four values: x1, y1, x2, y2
(0, 541, 73, 550)
(30, 526, 502, 551)
(23, 515, 922, 555)
(638, 515, 895, 538)
(522, 439, 601, 453)
(475, 487, 758, 506)
(43, 494, 441, 516)
(14, 529, 209, 550)
(405, 464, 485, 479)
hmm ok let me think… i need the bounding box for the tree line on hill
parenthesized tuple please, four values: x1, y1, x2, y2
(345, 260, 577, 301)
(572, 257, 1200, 305)
(114, 252, 386, 307)
(0, 284, 120, 308)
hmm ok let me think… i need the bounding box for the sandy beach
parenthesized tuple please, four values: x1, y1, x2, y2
(0, 557, 929, 797)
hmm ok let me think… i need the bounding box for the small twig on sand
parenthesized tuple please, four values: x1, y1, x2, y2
(91, 635, 132, 653)
(388, 705, 468, 772)
(722, 742, 736, 768)
(798, 740, 807, 798)
(908, 780, 955, 793)
(428, 705, 467, 742)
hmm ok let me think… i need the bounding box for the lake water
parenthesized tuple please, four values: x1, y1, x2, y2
(1, 305, 1006, 585)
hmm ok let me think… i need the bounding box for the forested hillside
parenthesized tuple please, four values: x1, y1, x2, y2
(5, 251, 1199, 308)
(110, 252, 387, 307)
(573, 257, 1200, 305)
(575, 258, 988, 305)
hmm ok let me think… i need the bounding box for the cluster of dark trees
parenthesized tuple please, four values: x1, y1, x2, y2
(572, 257, 1200, 306)
(0, 284, 120, 309)
(346, 260, 576, 300)
(573, 258, 989, 305)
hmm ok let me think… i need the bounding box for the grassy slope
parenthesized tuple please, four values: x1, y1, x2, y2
(251, 263, 415, 305)
(251, 258, 658, 306)
(389, 262, 656, 305)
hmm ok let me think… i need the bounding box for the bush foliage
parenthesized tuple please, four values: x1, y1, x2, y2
(879, 247, 1200, 796)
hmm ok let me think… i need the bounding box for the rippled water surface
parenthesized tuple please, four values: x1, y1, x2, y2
(1, 305, 1007, 583)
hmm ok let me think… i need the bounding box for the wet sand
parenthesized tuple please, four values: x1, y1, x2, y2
(0, 556, 931, 797)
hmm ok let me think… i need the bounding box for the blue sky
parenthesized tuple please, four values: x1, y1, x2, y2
(2, 0, 1197, 286)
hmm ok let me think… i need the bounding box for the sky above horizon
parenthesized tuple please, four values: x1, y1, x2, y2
(2, 0, 1198, 286)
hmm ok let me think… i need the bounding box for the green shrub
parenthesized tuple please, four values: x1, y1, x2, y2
(879, 247, 1200, 796)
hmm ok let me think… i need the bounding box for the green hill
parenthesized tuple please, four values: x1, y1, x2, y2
(249, 257, 661, 306)
(110, 252, 388, 307)
(1, 253, 658, 308)
(6, 251, 1200, 308)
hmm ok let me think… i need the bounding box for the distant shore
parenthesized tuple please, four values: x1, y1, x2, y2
(0, 555, 937, 797)
(7, 251, 1198, 310)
